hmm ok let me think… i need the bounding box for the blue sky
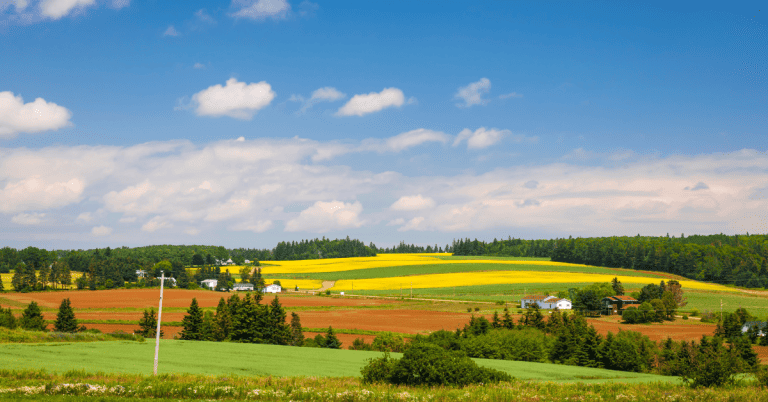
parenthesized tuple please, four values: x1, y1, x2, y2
(1, 0, 766, 250)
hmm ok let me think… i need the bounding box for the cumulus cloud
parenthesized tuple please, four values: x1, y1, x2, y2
(231, 0, 289, 20)
(336, 88, 405, 117)
(285, 200, 365, 232)
(0, 91, 73, 138)
(40, 0, 96, 19)
(454, 78, 491, 107)
(292, 86, 345, 114)
(384, 129, 450, 152)
(499, 92, 523, 99)
(11, 212, 45, 225)
(110, 0, 129, 9)
(3, 138, 768, 241)
(193, 62, 206, 69)
(163, 25, 180, 36)
(453, 127, 536, 149)
(390, 195, 436, 211)
(190, 78, 275, 119)
(91, 225, 112, 236)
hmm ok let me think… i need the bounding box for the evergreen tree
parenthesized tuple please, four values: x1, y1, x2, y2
(491, 311, 501, 329)
(323, 326, 342, 349)
(290, 312, 305, 346)
(137, 308, 163, 338)
(0, 308, 18, 329)
(0, 275, 3, 291)
(180, 298, 204, 340)
(522, 304, 545, 330)
(502, 307, 515, 330)
(212, 297, 231, 341)
(54, 298, 78, 333)
(20, 301, 46, 331)
(267, 296, 291, 345)
(231, 293, 263, 343)
(201, 311, 216, 341)
(611, 277, 624, 296)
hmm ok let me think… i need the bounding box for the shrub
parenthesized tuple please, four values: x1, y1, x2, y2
(682, 315, 689, 320)
(325, 290, 331, 296)
(690, 309, 699, 317)
(361, 343, 512, 387)
(755, 365, 768, 387)
(372, 332, 406, 353)
(467, 307, 472, 313)
(474, 307, 480, 312)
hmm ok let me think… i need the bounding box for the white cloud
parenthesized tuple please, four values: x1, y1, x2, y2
(231, 0, 290, 20)
(190, 78, 275, 120)
(390, 195, 436, 211)
(285, 200, 365, 232)
(383, 129, 450, 152)
(163, 25, 180, 36)
(499, 92, 523, 99)
(193, 62, 206, 69)
(76, 212, 94, 222)
(398, 216, 424, 232)
(336, 88, 405, 117)
(185, 227, 200, 235)
(293, 86, 345, 114)
(0, 91, 73, 138)
(453, 127, 504, 149)
(454, 78, 491, 107)
(142, 216, 172, 232)
(91, 225, 112, 236)
(11, 212, 45, 225)
(232, 220, 273, 233)
(118, 216, 136, 223)
(110, 0, 129, 9)
(40, 0, 96, 19)
(194, 8, 215, 24)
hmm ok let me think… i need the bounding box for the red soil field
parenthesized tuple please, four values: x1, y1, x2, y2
(298, 309, 474, 334)
(2, 290, 400, 309)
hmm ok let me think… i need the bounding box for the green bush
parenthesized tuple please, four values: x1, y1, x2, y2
(361, 343, 512, 387)
(690, 309, 699, 317)
(682, 315, 689, 320)
(755, 365, 768, 387)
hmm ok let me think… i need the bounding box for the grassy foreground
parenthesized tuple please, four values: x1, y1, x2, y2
(0, 340, 673, 384)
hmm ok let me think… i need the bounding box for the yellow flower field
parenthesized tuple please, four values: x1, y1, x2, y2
(259, 254, 591, 275)
(1, 272, 83, 290)
(264, 278, 324, 290)
(332, 271, 735, 292)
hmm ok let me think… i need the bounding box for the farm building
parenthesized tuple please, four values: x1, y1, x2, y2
(742, 321, 767, 336)
(602, 295, 640, 315)
(520, 295, 572, 310)
(159, 277, 177, 287)
(201, 279, 218, 290)
(136, 270, 146, 278)
(262, 284, 282, 293)
(232, 283, 254, 291)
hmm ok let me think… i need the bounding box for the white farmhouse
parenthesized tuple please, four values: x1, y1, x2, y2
(520, 295, 572, 310)
(262, 284, 282, 293)
(201, 279, 218, 290)
(232, 283, 254, 291)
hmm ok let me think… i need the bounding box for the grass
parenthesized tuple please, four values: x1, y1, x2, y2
(0, 328, 144, 344)
(684, 290, 768, 318)
(0, 339, 676, 384)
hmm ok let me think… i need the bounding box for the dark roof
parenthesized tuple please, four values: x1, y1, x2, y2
(603, 295, 638, 302)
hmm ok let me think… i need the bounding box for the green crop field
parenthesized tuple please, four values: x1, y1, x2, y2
(0, 340, 676, 384)
(264, 261, 675, 281)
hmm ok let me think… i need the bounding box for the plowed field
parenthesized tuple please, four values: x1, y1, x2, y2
(1, 289, 400, 309)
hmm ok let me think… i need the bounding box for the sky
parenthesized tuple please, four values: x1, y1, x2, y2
(0, 0, 766, 250)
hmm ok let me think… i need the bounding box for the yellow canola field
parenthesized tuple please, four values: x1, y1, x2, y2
(1, 272, 83, 290)
(266, 278, 324, 290)
(260, 254, 590, 275)
(332, 271, 735, 292)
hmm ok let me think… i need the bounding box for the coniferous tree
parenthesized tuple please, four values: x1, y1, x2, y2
(502, 307, 515, 330)
(212, 297, 231, 341)
(54, 298, 78, 333)
(491, 311, 501, 329)
(137, 308, 163, 338)
(289, 312, 305, 346)
(180, 298, 204, 340)
(20, 301, 46, 331)
(267, 296, 291, 345)
(231, 293, 262, 343)
(611, 277, 624, 296)
(323, 326, 342, 349)
(0, 308, 18, 329)
(201, 311, 216, 341)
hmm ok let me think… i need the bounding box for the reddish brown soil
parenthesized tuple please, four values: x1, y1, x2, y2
(298, 309, 474, 334)
(585, 317, 718, 342)
(1, 290, 399, 309)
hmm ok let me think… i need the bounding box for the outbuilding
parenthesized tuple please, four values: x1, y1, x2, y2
(200, 279, 218, 290)
(232, 283, 254, 291)
(742, 321, 767, 337)
(262, 284, 282, 293)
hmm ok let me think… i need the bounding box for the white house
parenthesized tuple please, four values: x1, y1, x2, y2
(232, 283, 254, 291)
(742, 321, 767, 336)
(201, 279, 218, 290)
(262, 284, 282, 293)
(244, 259, 251, 264)
(158, 277, 177, 287)
(136, 269, 146, 278)
(521, 295, 572, 310)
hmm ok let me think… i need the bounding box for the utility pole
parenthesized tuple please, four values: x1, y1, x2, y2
(153, 271, 165, 376)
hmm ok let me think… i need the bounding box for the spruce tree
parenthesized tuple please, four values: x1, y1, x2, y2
(231, 293, 261, 343)
(137, 308, 162, 338)
(20, 301, 46, 331)
(267, 296, 291, 345)
(611, 277, 625, 296)
(0, 308, 18, 329)
(180, 298, 204, 340)
(201, 311, 216, 341)
(212, 297, 231, 341)
(324, 326, 342, 349)
(54, 298, 78, 333)
(290, 312, 305, 346)
(491, 311, 501, 329)
(502, 307, 515, 329)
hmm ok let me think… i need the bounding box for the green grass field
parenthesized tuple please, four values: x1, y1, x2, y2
(0, 340, 676, 384)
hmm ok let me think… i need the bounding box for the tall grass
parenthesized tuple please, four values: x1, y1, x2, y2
(0, 369, 766, 401)
(0, 327, 144, 343)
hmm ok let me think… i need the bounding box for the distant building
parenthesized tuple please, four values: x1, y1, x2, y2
(159, 277, 177, 287)
(742, 321, 767, 336)
(521, 295, 572, 310)
(244, 259, 251, 264)
(602, 296, 640, 315)
(201, 279, 218, 290)
(136, 270, 146, 278)
(262, 284, 282, 293)
(232, 283, 254, 291)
